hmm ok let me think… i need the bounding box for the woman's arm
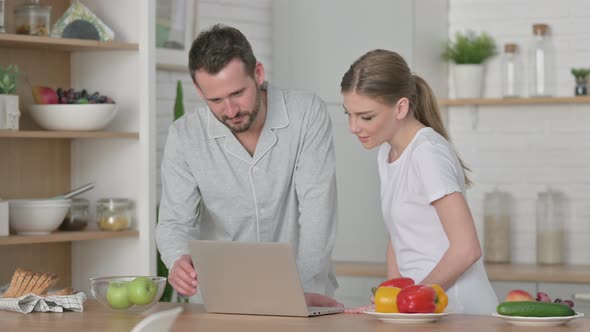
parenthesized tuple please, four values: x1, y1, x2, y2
(386, 238, 403, 279)
(419, 192, 482, 290)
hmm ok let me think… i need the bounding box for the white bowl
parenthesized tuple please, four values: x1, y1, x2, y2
(9, 199, 72, 235)
(29, 104, 118, 131)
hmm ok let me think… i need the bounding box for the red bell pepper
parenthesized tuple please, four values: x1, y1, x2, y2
(396, 285, 437, 313)
(378, 277, 415, 289)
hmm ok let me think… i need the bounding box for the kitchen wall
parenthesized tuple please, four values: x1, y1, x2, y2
(448, 0, 590, 264)
(155, 0, 273, 200)
(156, 0, 590, 266)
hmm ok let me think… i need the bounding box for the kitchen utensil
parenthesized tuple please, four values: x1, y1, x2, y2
(52, 182, 95, 200)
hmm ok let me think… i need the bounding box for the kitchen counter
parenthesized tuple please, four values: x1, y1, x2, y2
(334, 262, 590, 283)
(0, 301, 588, 332)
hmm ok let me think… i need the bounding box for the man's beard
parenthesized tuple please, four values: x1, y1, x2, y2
(220, 87, 262, 133)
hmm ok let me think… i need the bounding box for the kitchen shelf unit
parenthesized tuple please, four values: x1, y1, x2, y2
(0, 0, 155, 292)
(439, 96, 590, 106)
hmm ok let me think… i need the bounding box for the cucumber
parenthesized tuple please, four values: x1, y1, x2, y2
(497, 301, 575, 317)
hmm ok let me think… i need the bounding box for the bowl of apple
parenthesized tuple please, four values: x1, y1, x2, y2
(90, 276, 167, 314)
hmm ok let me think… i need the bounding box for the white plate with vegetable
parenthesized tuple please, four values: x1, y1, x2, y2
(363, 310, 451, 323)
(492, 312, 584, 326)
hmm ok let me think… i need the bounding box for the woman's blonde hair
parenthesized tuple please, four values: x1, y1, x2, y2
(340, 49, 472, 187)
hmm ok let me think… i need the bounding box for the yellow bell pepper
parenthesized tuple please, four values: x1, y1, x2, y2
(374, 286, 401, 313)
(430, 284, 448, 313)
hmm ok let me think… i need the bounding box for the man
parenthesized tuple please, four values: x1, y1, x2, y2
(156, 24, 340, 306)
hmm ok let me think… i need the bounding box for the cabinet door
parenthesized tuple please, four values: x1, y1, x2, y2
(538, 282, 590, 315)
(492, 281, 537, 302)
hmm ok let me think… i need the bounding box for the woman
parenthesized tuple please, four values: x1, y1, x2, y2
(340, 49, 497, 314)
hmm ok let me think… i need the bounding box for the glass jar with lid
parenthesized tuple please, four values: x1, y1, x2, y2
(501, 43, 522, 98)
(59, 198, 90, 231)
(14, 0, 51, 36)
(96, 198, 133, 231)
(483, 189, 513, 263)
(536, 188, 567, 264)
(529, 23, 555, 97)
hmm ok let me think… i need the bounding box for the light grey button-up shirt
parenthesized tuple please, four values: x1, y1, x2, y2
(156, 82, 338, 295)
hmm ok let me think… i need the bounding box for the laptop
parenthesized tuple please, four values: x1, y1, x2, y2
(189, 240, 344, 317)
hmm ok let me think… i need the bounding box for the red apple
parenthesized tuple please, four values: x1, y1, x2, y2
(505, 289, 535, 302)
(32, 86, 58, 104)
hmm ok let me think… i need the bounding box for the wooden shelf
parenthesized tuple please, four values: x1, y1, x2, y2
(439, 96, 590, 106)
(0, 131, 139, 139)
(156, 63, 188, 72)
(0, 229, 139, 246)
(0, 33, 138, 52)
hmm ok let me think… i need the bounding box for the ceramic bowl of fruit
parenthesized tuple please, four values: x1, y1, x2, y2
(29, 86, 118, 131)
(90, 276, 167, 314)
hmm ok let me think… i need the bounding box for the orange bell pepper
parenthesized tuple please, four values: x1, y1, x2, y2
(374, 286, 402, 313)
(430, 284, 448, 313)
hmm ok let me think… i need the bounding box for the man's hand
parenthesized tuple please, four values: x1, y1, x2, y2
(168, 254, 198, 296)
(304, 292, 344, 307)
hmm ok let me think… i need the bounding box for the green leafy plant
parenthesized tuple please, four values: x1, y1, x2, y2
(442, 31, 497, 64)
(174, 80, 184, 120)
(0, 65, 19, 94)
(571, 68, 590, 81)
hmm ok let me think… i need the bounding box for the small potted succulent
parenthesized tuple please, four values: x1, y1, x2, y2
(442, 31, 496, 99)
(571, 68, 590, 96)
(0, 65, 21, 130)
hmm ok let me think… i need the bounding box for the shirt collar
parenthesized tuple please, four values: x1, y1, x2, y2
(207, 82, 289, 139)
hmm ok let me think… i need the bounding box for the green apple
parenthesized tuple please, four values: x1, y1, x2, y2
(106, 281, 132, 309)
(127, 277, 158, 305)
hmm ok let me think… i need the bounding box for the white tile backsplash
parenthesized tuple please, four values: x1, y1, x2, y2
(450, 0, 590, 264)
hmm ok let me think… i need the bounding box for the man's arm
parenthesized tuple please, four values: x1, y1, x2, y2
(293, 95, 338, 295)
(156, 125, 201, 295)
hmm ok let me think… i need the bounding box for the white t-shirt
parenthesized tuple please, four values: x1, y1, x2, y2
(378, 127, 497, 314)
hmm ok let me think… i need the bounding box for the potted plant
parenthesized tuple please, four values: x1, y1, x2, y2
(0, 65, 21, 130)
(571, 68, 590, 96)
(442, 31, 496, 99)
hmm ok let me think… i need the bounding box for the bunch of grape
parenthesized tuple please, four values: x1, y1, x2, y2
(536, 291, 574, 308)
(56, 88, 115, 104)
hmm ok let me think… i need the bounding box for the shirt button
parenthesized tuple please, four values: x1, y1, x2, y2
(260, 208, 265, 214)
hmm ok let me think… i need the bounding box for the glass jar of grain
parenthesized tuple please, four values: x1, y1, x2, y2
(484, 189, 512, 263)
(96, 198, 133, 231)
